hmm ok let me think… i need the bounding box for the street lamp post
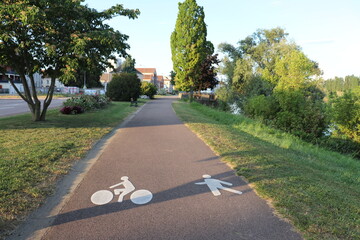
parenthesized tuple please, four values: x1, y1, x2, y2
(83, 71, 87, 89)
(105, 72, 111, 92)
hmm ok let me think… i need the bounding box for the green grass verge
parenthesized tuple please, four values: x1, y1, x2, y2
(173, 101, 360, 240)
(0, 100, 146, 238)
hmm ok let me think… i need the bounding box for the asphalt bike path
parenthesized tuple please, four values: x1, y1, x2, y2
(24, 97, 302, 239)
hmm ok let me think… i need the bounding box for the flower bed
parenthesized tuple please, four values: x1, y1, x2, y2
(61, 95, 110, 114)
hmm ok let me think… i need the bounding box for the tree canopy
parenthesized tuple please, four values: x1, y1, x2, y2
(0, 0, 140, 121)
(195, 53, 220, 92)
(170, 0, 208, 92)
(324, 75, 360, 93)
(218, 28, 327, 140)
(120, 56, 137, 73)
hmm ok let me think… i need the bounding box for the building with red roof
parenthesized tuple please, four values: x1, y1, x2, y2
(135, 68, 157, 86)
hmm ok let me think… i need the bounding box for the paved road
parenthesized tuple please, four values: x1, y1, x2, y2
(10, 97, 302, 240)
(0, 98, 65, 118)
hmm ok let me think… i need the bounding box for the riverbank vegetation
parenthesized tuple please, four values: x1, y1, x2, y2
(173, 101, 360, 240)
(216, 27, 359, 159)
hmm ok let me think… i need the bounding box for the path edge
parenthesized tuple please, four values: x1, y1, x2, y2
(7, 103, 147, 240)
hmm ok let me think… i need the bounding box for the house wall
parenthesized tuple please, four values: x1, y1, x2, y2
(0, 67, 21, 91)
(164, 80, 173, 92)
(0, 69, 42, 93)
(41, 77, 65, 88)
(135, 68, 157, 85)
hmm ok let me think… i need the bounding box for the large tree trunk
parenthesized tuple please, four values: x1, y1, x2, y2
(28, 101, 41, 121)
(3, 69, 45, 121)
(189, 87, 194, 102)
(40, 76, 56, 121)
(28, 74, 42, 121)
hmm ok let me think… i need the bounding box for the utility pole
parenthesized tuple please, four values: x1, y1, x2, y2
(83, 71, 87, 89)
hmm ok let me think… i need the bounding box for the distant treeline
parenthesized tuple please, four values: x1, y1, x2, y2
(324, 75, 360, 93)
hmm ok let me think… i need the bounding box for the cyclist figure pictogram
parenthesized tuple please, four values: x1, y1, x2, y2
(91, 176, 153, 205)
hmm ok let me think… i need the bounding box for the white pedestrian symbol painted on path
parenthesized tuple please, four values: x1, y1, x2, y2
(195, 174, 242, 196)
(91, 176, 153, 205)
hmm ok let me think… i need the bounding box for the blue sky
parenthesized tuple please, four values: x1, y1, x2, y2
(84, 0, 360, 79)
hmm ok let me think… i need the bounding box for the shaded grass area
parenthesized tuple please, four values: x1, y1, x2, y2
(0, 101, 146, 238)
(173, 101, 360, 240)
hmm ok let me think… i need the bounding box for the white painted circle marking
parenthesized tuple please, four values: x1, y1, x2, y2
(130, 189, 153, 205)
(91, 190, 113, 205)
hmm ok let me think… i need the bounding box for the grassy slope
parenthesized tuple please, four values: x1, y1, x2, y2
(173, 101, 360, 240)
(0, 101, 145, 237)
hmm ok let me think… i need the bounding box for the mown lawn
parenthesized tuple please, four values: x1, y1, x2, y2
(173, 101, 360, 240)
(0, 100, 146, 238)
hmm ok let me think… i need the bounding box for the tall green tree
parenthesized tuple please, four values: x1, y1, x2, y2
(120, 56, 137, 73)
(0, 0, 139, 121)
(195, 53, 220, 92)
(170, 70, 176, 86)
(171, 0, 207, 92)
(65, 64, 103, 88)
(330, 87, 360, 143)
(219, 28, 291, 88)
(218, 42, 242, 84)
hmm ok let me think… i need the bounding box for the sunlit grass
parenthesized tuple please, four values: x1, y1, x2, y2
(0, 100, 146, 238)
(173, 101, 360, 240)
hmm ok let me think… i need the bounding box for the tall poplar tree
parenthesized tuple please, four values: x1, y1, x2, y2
(171, 0, 207, 92)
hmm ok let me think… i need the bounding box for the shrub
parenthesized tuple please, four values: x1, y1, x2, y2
(317, 136, 360, 159)
(244, 95, 279, 121)
(94, 95, 111, 108)
(141, 81, 157, 99)
(71, 106, 84, 114)
(60, 106, 73, 114)
(106, 73, 141, 101)
(329, 89, 360, 143)
(60, 106, 84, 115)
(157, 88, 167, 96)
(62, 95, 110, 111)
(242, 75, 274, 98)
(273, 88, 328, 140)
(215, 86, 238, 111)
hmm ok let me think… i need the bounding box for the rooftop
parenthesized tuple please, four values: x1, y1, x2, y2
(135, 68, 157, 74)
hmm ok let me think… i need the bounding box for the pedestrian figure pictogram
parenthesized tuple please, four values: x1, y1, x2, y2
(195, 174, 242, 196)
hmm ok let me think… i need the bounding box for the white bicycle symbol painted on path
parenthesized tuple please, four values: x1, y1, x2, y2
(91, 176, 153, 205)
